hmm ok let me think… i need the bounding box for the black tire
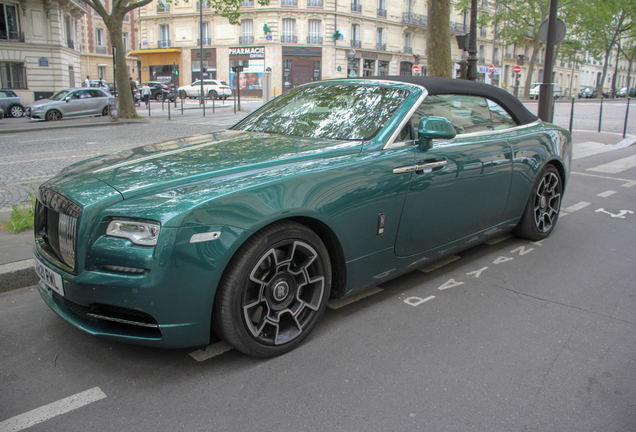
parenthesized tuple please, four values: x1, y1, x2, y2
(102, 106, 109, 116)
(155, 93, 164, 102)
(208, 90, 218, 99)
(45, 110, 62, 121)
(513, 165, 562, 241)
(179, 90, 187, 99)
(9, 105, 23, 117)
(213, 221, 332, 357)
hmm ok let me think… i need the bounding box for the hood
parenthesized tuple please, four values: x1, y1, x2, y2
(28, 98, 61, 108)
(58, 130, 362, 199)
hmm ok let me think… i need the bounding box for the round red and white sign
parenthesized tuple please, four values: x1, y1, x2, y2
(513, 65, 522, 74)
(489, 64, 495, 73)
(412, 65, 420, 75)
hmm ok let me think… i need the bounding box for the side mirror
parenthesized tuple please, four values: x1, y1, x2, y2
(417, 116, 456, 150)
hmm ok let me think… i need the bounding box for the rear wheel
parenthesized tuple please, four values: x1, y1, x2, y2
(9, 105, 23, 117)
(208, 90, 218, 99)
(513, 165, 562, 240)
(45, 110, 62, 121)
(155, 93, 164, 102)
(213, 221, 331, 357)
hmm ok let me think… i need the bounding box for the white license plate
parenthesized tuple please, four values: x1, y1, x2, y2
(34, 255, 65, 297)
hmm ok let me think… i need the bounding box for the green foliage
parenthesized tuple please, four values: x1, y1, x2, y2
(1, 191, 35, 234)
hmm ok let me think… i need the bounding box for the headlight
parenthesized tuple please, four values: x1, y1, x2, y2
(32, 106, 44, 110)
(106, 220, 161, 246)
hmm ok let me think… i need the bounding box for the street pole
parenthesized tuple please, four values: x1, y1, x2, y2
(200, 1, 204, 114)
(538, 0, 558, 122)
(467, 0, 478, 81)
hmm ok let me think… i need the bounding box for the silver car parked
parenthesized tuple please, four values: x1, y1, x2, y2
(0, 89, 26, 117)
(26, 88, 113, 121)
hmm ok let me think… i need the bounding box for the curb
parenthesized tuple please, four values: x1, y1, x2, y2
(0, 259, 38, 293)
(0, 119, 149, 135)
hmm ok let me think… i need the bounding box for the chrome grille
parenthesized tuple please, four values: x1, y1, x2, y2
(35, 188, 81, 273)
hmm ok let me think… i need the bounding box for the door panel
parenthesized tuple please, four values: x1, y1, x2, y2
(395, 136, 512, 257)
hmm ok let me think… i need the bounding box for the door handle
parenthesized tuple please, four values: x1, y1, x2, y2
(393, 160, 447, 175)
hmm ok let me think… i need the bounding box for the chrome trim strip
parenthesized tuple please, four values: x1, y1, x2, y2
(38, 188, 81, 218)
(393, 160, 447, 174)
(86, 313, 159, 329)
(58, 213, 77, 269)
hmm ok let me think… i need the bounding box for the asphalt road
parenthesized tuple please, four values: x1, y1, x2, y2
(1, 145, 635, 431)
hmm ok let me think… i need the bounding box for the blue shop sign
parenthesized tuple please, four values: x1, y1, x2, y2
(39, 57, 49, 67)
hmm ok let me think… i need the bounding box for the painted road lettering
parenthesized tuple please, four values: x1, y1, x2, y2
(404, 295, 436, 306)
(595, 208, 634, 219)
(466, 267, 488, 278)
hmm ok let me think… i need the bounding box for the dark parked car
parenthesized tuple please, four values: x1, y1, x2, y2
(142, 82, 175, 102)
(579, 87, 598, 98)
(0, 89, 26, 117)
(26, 88, 113, 121)
(34, 77, 571, 357)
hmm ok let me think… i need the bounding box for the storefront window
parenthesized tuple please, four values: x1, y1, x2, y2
(363, 59, 375, 76)
(378, 61, 389, 76)
(283, 59, 292, 89)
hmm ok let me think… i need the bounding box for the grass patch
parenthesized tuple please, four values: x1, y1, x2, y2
(1, 192, 35, 234)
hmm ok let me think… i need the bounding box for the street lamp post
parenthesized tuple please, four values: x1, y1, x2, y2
(467, 0, 478, 81)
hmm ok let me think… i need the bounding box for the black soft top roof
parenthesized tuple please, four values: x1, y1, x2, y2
(357, 76, 539, 126)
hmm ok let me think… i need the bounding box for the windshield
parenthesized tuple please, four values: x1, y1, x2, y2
(50, 90, 71, 101)
(530, 83, 540, 89)
(233, 84, 409, 140)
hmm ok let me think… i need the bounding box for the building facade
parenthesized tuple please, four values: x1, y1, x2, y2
(0, 0, 87, 104)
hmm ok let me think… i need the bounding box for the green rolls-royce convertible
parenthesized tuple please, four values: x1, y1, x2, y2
(34, 77, 571, 357)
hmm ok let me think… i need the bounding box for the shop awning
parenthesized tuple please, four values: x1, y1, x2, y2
(127, 48, 182, 56)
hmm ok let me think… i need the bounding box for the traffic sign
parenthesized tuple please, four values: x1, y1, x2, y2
(489, 64, 494, 73)
(513, 65, 522, 74)
(412, 65, 420, 75)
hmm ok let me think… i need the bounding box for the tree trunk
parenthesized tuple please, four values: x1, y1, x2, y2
(523, 36, 541, 99)
(104, 15, 137, 119)
(428, 0, 452, 78)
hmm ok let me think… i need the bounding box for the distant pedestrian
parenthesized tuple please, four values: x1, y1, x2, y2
(99, 77, 106, 88)
(84, 76, 90, 87)
(129, 77, 137, 97)
(141, 82, 151, 107)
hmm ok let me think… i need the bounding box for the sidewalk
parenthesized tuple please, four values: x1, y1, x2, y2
(1, 119, 635, 292)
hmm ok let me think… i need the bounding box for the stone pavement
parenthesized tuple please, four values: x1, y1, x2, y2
(0, 111, 634, 292)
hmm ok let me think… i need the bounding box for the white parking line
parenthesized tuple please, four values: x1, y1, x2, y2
(587, 155, 636, 174)
(572, 171, 636, 187)
(328, 286, 383, 310)
(189, 341, 233, 362)
(560, 201, 591, 216)
(0, 387, 106, 432)
(597, 190, 617, 197)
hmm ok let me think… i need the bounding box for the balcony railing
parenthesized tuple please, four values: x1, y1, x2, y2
(402, 12, 427, 28)
(1, 31, 25, 42)
(307, 0, 323, 6)
(197, 1, 210, 8)
(404, 46, 412, 53)
(67, 40, 75, 49)
(281, 0, 297, 5)
(449, 21, 468, 34)
(157, 3, 170, 11)
(377, 8, 386, 17)
(307, 36, 323, 44)
(376, 43, 386, 51)
(281, 35, 298, 43)
(239, 35, 254, 44)
(351, 40, 361, 48)
(239, 0, 253, 5)
(158, 40, 171, 48)
(351, 2, 361, 12)
(505, 52, 512, 58)
(197, 38, 211, 46)
(480, 28, 487, 37)
(95, 45, 107, 54)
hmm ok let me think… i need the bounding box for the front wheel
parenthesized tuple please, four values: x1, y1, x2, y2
(9, 105, 23, 117)
(513, 165, 562, 240)
(45, 110, 62, 121)
(155, 93, 164, 102)
(213, 221, 332, 357)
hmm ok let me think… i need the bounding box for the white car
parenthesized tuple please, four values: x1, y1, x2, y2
(178, 80, 232, 100)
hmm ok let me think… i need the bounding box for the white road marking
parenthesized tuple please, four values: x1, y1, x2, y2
(597, 190, 617, 197)
(595, 208, 634, 219)
(530, 240, 545, 245)
(511, 246, 534, 256)
(419, 255, 461, 273)
(561, 202, 591, 214)
(404, 295, 435, 306)
(327, 286, 383, 310)
(493, 256, 514, 264)
(572, 171, 636, 187)
(0, 387, 106, 431)
(485, 234, 512, 246)
(466, 267, 488, 278)
(189, 342, 233, 361)
(438, 279, 465, 290)
(17, 137, 76, 144)
(587, 155, 636, 174)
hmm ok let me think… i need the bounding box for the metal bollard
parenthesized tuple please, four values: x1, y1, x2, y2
(168, 97, 171, 120)
(213, 96, 215, 114)
(569, 97, 574, 134)
(598, 96, 603, 132)
(624, 97, 631, 138)
(148, 98, 151, 117)
(181, 96, 183, 115)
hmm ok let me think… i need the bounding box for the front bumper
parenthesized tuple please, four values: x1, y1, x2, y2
(35, 224, 247, 348)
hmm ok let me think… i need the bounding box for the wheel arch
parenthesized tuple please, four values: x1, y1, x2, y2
(544, 158, 567, 191)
